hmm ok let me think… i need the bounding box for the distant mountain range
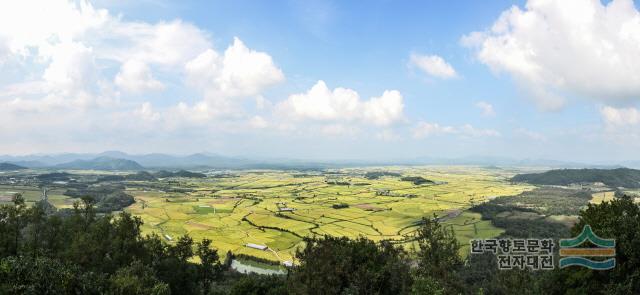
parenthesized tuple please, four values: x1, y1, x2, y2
(0, 162, 27, 171)
(0, 151, 635, 171)
(54, 157, 144, 171)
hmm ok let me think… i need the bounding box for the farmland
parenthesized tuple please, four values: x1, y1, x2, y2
(122, 166, 533, 263)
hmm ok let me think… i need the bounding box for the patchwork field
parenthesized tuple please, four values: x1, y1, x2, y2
(590, 191, 616, 204)
(124, 166, 533, 263)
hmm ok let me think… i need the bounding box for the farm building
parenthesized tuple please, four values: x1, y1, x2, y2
(164, 234, 173, 241)
(282, 260, 293, 267)
(245, 243, 268, 250)
(278, 207, 295, 212)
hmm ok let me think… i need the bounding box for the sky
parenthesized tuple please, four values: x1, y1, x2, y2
(1, 0, 640, 162)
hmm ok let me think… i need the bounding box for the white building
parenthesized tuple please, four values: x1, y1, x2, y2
(245, 243, 268, 250)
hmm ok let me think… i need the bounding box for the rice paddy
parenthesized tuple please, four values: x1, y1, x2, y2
(124, 166, 533, 263)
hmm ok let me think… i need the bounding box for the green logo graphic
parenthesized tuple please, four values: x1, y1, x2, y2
(559, 225, 616, 270)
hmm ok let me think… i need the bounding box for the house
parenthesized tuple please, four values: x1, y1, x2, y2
(246, 243, 268, 250)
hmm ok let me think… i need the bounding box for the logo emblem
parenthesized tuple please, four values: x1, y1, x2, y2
(559, 225, 615, 270)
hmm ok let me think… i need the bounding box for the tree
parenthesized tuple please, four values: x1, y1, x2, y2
(108, 260, 170, 295)
(551, 196, 640, 294)
(197, 238, 223, 293)
(230, 274, 288, 295)
(156, 235, 198, 294)
(0, 256, 100, 294)
(288, 236, 412, 295)
(414, 216, 463, 293)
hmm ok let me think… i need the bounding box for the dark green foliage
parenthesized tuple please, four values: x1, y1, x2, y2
(288, 236, 413, 295)
(364, 171, 401, 180)
(108, 260, 170, 295)
(504, 187, 592, 215)
(198, 239, 223, 292)
(0, 198, 224, 295)
(468, 187, 587, 239)
(463, 195, 640, 294)
(400, 176, 434, 185)
(36, 172, 72, 182)
(64, 185, 135, 212)
(2, 181, 640, 294)
(230, 275, 288, 295)
(512, 168, 640, 188)
(332, 203, 349, 209)
(98, 171, 158, 182)
(155, 170, 207, 178)
(550, 196, 640, 294)
(414, 216, 463, 293)
(470, 203, 570, 239)
(0, 255, 103, 294)
(325, 179, 350, 185)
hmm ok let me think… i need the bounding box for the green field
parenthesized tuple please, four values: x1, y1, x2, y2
(123, 166, 532, 263)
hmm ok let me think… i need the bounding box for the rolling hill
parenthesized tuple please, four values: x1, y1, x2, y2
(0, 162, 27, 171)
(55, 157, 144, 171)
(512, 168, 640, 188)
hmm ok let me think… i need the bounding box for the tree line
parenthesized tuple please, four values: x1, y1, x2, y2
(1, 195, 639, 294)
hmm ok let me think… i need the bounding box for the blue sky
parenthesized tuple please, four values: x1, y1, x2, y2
(1, 0, 639, 162)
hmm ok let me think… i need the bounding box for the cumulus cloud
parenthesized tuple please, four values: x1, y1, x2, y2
(463, 0, 640, 110)
(0, 0, 290, 146)
(185, 37, 284, 99)
(0, 0, 213, 109)
(115, 60, 164, 93)
(409, 53, 457, 79)
(413, 121, 500, 138)
(134, 102, 161, 122)
(277, 80, 404, 126)
(475, 101, 496, 117)
(600, 105, 640, 126)
(42, 41, 97, 94)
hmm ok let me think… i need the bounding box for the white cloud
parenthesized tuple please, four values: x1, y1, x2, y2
(105, 20, 211, 67)
(413, 121, 500, 138)
(0, 0, 109, 57)
(255, 95, 271, 110)
(0, 0, 212, 110)
(320, 124, 359, 136)
(0, 0, 290, 141)
(115, 60, 164, 93)
(600, 105, 640, 126)
(463, 0, 640, 110)
(409, 53, 457, 79)
(248, 115, 269, 129)
(185, 37, 285, 99)
(277, 80, 404, 126)
(134, 102, 160, 122)
(475, 101, 496, 117)
(42, 41, 96, 94)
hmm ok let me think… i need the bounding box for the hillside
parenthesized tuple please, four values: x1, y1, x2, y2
(0, 163, 27, 171)
(55, 157, 144, 171)
(512, 168, 640, 188)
